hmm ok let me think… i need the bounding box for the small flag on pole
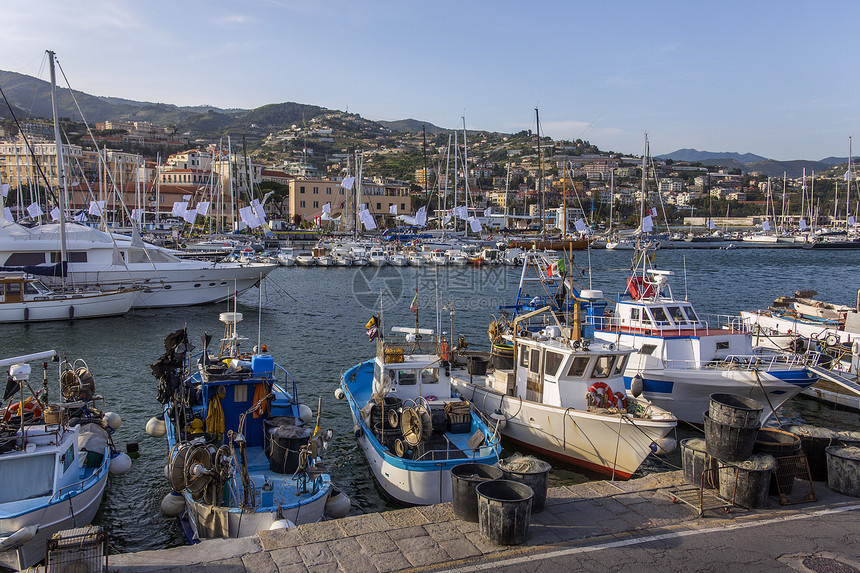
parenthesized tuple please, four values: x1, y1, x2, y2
(410, 292, 418, 312)
(389, 204, 397, 215)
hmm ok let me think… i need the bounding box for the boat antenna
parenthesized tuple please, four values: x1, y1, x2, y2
(257, 271, 263, 352)
(683, 255, 688, 302)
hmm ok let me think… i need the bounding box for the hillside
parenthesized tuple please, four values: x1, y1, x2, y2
(377, 119, 447, 134)
(657, 148, 768, 163)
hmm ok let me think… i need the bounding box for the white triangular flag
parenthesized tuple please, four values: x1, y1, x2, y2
(799, 218, 807, 230)
(239, 206, 261, 228)
(340, 176, 355, 190)
(484, 207, 491, 217)
(182, 194, 191, 201)
(27, 202, 43, 218)
(650, 207, 657, 217)
(89, 200, 105, 217)
(322, 202, 331, 214)
(73, 211, 87, 222)
(389, 204, 397, 215)
(469, 216, 482, 233)
(849, 215, 856, 226)
(1, 184, 8, 198)
(131, 209, 143, 222)
(642, 214, 654, 232)
(707, 220, 716, 229)
(762, 220, 771, 231)
(845, 170, 853, 182)
(196, 201, 210, 216)
(171, 201, 187, 217)
(360, 209, 376, 230)
(4, 207, 13, 221)
(182, 209, 198, 223)
(50, 207, 60, 221)
(251, 198, 267, 224)
(574, 218, 587, 232)
(415, 206, 427, 226)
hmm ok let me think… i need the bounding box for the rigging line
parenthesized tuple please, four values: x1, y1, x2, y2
(0, 85, 60, 206)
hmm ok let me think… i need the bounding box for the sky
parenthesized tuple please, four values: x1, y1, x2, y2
(2, 0, 859, 161)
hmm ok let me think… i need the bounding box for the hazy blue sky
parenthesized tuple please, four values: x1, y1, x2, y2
(2, 0, 858, 160)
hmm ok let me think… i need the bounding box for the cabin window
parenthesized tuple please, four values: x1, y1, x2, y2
(5, 282, 21, 295)
(683, 306, 700, 323)
(520, 347, 529, 368)
(420, 368, 439, 385)
(544, 351, 564, 378)
(529, 349, 541, 374)
(50, 252, 87, 263)
(613, 355, 628, 375)
(592, 356, 615, 378)
(567, 356, 590, 377)
(639, 344, 657, 355)
(716, 341, 730, 350)
(23, 282, 39, 294)
(4, 252, 46, 266)
(667, 306, 688, 325)
(651, 307, 670, 326)
(630, 308, 640, 322)
(397, 370, 417, 385)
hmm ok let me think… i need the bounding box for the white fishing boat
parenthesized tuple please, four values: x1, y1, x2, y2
(450, 307, 677, 479)
(277, 248, 296, 267)
(150, 312, 340, 540)
(0, 274, 135, 322)
(428, 251, 448, 266)
(406, 253, 424, 267)
(339, 320, 501, 505)
(588, 247, 819, 424)
(333, 255, 353, 267)
(367, 249, 388, 267)
(388, 253, 408, 267)
(294, 254, 316, 266)
(0, 350, 128, 570)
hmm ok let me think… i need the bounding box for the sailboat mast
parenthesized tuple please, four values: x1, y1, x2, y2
(47, 50, 68, 280)
(536, 108, 544, 238)
(462, 117, 470, 236)
(848, 136, 853, 231)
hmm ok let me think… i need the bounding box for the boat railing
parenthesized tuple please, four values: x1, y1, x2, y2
(50, 460, 106, 502)
(409, 437, 499, 463)
(665, 352, 818, 371)
(592, 313, 747, 335)
(275, 364, 299, 402)
(380, 337, 442, 358)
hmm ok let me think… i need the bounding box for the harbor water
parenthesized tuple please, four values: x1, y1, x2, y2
(0, 247, 858, 553)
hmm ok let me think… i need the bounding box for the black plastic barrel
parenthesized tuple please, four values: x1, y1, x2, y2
(680, 438, 718, 488)
(468, 356, 489, 376)
(754, 428, 801, 457)
(490, 343, 515, 370)
(476, 479, 533, 545)
(709, 393, 763, 428)
(373, 422, 400, 451)
(784, 425, 842, 481)
(501, 459, 552, 513)
(703, 411, 759, 462)
(719, 454, 775, 509)
(451, 463, 504, 522)
(265, 419, 312, 474)
(370, 396, 402, 429)
(826, 446, 860, 497)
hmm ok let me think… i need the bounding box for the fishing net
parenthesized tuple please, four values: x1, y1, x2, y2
(499, 453, 547, 473)
(731, 453, 775, 471)
(785, 425, 841, 439)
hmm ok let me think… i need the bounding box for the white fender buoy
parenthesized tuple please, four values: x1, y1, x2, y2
(298, 404, 313, 424)
(164, 464, 170, 481)
(630, 374, 644, 398)
(334, 388, 345, 400)
(161, 491, 185, 517)
(655, 437, 677, 455)
(325, 488, 351, 519)
(490, 411, 507, 430)
(353, 424, 363, 438)
(103, 412, 122, 430)
(268, 518, 295, 530)
(146, 416, 166, 438)
(109, 452, 132, 475)
(0, 525, 37, 551)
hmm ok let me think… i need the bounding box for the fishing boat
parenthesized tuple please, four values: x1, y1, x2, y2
(0, 273, 135, 322)
(149, 312, 338, 540)
(0, 350, 128, 570)
(740, 289, 860, 410)
(590, 246, 819, 424)
(450, 305, 677, 479)
(339, 318, 501, 505)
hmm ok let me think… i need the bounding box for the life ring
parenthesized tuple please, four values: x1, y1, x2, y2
(614, 391, 628, 409)
(3, 397, 42, 422)
(588, 382, 614, 408)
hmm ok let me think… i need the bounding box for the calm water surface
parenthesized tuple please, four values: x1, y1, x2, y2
(0, 247, 858, 552)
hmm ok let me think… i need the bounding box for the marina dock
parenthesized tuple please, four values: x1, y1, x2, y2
(101, 471, 860, 572)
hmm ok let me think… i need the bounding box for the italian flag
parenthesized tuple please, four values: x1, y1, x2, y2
(546, 259, 566, 277)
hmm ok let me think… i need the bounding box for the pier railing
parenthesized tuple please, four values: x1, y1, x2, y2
(665, 352, 819, 371)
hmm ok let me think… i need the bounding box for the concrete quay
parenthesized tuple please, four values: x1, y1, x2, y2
(105, 471, 860, 572)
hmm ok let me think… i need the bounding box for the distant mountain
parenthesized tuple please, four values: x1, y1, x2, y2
(378, 118, 447, 134)
(657, 148, 768, 163)
(818, 156, 850, 166)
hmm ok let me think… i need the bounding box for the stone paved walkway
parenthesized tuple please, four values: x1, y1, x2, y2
(102, 471, 860, 572)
